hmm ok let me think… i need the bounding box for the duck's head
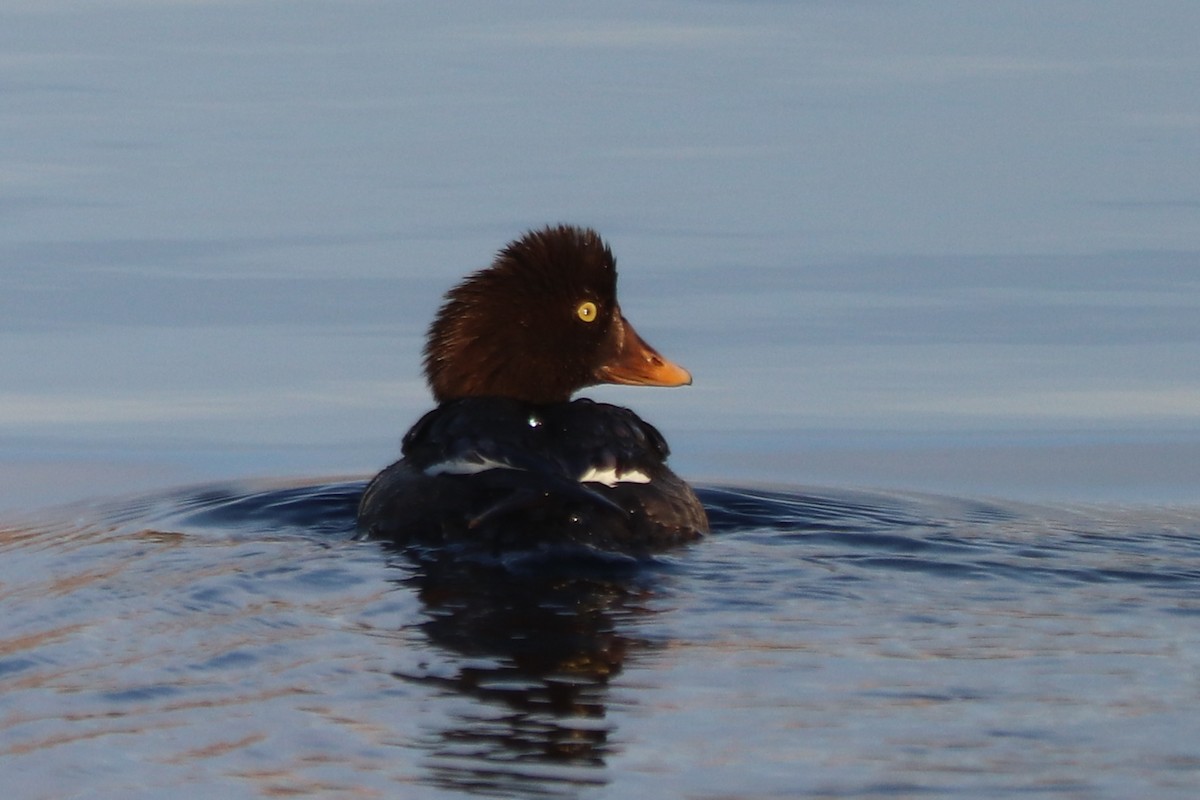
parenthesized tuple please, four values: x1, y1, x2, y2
(424, 224, 692, 404)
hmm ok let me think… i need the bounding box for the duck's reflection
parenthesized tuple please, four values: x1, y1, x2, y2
(388, 550, 664, 795)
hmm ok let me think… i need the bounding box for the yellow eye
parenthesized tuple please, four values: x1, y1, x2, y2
(576, 301, 598, 323)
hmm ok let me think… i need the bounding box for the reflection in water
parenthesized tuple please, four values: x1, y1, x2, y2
(84, 478, 675, 795)
(388, 550, 664, 795)
(5, 479, 1200, 798)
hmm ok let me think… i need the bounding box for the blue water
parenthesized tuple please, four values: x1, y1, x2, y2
(3, 481, 1199, 797)
(3, 0, 1199, 509)
(2, 479, 1200, 796)
(3, 1, 1200, 797)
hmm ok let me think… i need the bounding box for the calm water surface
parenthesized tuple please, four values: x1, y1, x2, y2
(3, 480, 1199, 798)
(3, 1, 1200, 797)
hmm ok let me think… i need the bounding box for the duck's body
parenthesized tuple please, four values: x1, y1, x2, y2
(358, 396, 706, 552)
(356, 225, 708, 553)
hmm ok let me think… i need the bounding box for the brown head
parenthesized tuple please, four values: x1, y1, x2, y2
(423, 225, 692, 404)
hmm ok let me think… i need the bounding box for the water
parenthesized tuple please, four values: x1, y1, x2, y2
(3, 481, 1199, 798)
(3, 1, 1200, 796)
(4, 0, 1199, 508)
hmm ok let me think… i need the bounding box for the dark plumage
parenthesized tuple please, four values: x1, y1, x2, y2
(356, 224, 708, 554)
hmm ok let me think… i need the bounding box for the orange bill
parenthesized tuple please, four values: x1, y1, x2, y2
(595, 314, 692, 388)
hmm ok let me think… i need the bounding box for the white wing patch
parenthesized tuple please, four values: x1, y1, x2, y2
(424, 456, 517, 476)
(425, 457, 650, 487)
(578, 466, 651, 487)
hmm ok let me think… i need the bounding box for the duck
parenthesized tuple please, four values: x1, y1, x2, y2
(355, 224, 709, 555)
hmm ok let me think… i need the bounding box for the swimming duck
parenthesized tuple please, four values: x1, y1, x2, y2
(356, 224, 709, 554)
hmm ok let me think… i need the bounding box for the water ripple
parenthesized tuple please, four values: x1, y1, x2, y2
(2, 479, 1199, 798)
